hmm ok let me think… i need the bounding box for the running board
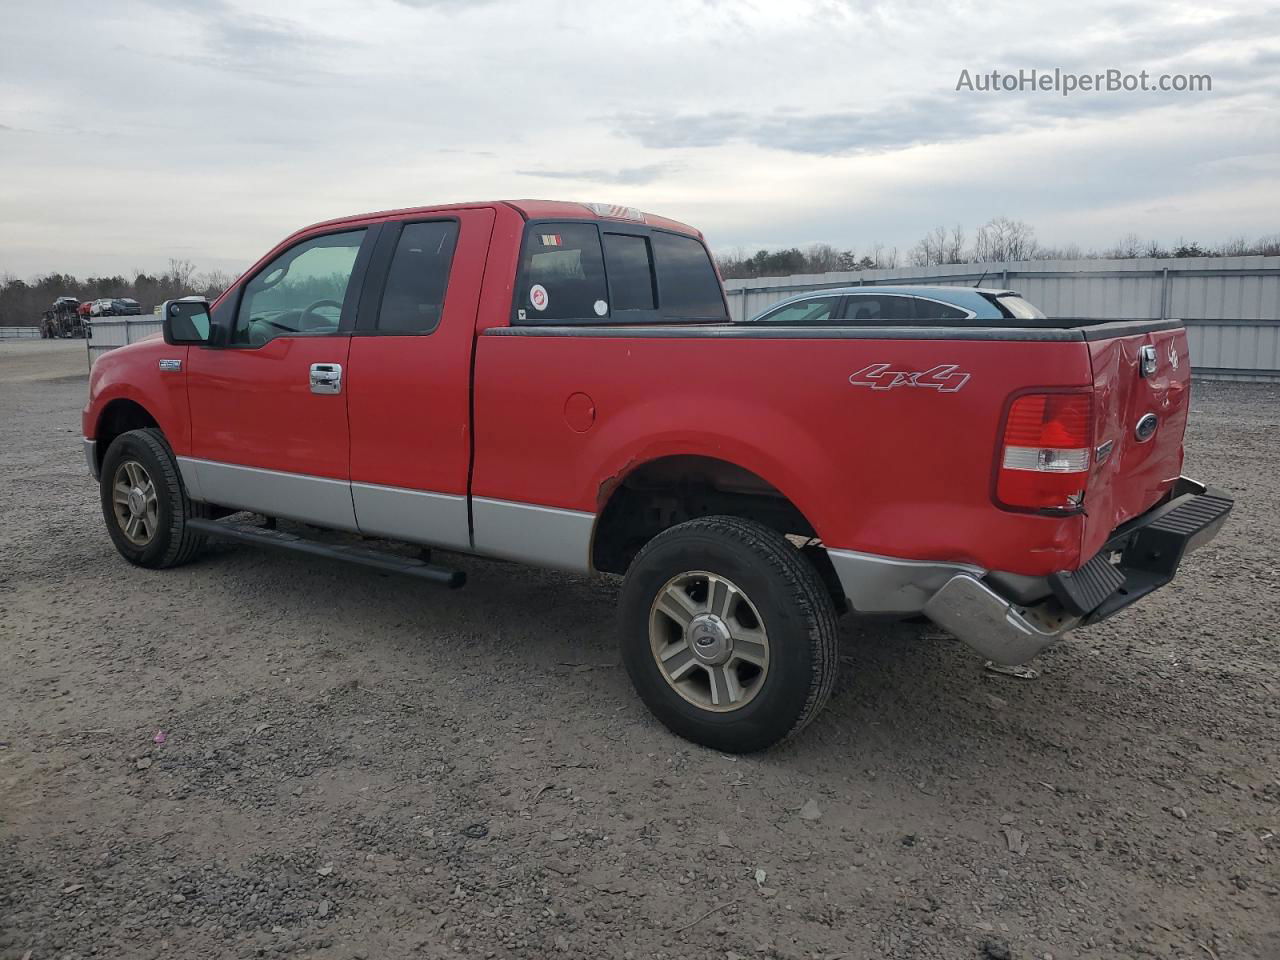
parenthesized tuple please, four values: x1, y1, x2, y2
(187, 519, 466, 588)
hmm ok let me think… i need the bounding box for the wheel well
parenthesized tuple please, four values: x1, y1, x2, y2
(591, 455, 846, 611)
(94, 400, 159, 471)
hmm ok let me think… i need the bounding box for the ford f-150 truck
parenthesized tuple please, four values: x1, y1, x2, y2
(83, 200, 1232, 752)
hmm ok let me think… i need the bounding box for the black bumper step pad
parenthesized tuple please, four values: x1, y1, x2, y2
(1048, 553, 1126, 617)
(1146, 490, 1235, 540)
(1048, 482, 1233, 623)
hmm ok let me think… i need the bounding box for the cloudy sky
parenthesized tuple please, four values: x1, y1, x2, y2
(2, 0, 1277, 277)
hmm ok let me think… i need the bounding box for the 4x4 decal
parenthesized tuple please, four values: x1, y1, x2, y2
(849, 363, 970, 393)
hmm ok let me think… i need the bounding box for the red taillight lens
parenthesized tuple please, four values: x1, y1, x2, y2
(997, 393, 1092, 511)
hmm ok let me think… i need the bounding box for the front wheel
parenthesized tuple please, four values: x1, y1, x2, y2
(618, 516, 839, 753)
(99, 428, 208, 568)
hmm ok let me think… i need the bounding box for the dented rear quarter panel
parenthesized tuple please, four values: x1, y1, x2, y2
(471, 333, 1099, 576)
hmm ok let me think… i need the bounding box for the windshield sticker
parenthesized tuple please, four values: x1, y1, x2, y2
(593, 300, 608, 316)
(529, 284, 549, 311)
(540, 234, 562, 246)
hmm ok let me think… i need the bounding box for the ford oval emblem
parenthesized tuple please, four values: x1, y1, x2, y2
(1134, 413, 1159, 442)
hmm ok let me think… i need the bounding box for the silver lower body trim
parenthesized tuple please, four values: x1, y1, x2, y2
(176, 456, 203, 501)
(84, 438, 99, 481)
(173, 457, 597, 569)
(826, 548, 985, 614)
(177, 457, 359, 531)
(352, 482, 469, 551)
(471, 497, 594, 572)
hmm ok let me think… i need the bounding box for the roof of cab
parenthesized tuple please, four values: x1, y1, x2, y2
(297, 200, 702, 239)
(504, 200, 700, 236)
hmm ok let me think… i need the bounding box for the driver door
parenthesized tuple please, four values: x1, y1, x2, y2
(185, 226, 378, 530)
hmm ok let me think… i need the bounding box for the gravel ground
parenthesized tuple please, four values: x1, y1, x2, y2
(1, 340, 1277, 960)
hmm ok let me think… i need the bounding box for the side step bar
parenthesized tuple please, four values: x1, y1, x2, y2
(187, 519, 466, 588)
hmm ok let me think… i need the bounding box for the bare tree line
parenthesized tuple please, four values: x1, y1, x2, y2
(716, 218, 1280, 279)
(5, 222, 1280, 319)
(0, 259, 235, 326)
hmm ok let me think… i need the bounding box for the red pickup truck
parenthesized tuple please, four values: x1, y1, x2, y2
(83, 200, 1231, 751)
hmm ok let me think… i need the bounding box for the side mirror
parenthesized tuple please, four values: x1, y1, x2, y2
(162, 299, 213, 345)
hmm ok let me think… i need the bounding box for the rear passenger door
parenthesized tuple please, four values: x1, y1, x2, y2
(346, 208, 495, 550)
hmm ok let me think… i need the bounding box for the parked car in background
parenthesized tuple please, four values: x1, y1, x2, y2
(748, 285, 1049, 323)
(89, 299, 114, 317)
(40, 296, 87, 338)
(112, 298, 143, 316)
(82, 199, 1231, 752)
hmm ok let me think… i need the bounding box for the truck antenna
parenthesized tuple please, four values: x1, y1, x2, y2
(973, 269, 989, 288)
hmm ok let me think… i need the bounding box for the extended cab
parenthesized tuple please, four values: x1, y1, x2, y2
(83, 200, 1232, 751)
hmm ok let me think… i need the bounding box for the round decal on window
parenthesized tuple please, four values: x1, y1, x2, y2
(529, 284, 549, 312)
(593, 299, 608, 317)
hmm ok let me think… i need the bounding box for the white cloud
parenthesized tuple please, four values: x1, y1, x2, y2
(0, 0, 1276, 276)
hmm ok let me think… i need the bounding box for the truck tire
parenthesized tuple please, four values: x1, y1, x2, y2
(618, 516, 839, 752)
(100, 428, 208, 569)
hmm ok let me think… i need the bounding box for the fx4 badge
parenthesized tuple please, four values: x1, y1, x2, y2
(848, 363, 971, 393)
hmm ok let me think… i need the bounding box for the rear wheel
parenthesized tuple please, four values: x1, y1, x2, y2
(99, 428, 208, 568)
(618, 516, 838, 752)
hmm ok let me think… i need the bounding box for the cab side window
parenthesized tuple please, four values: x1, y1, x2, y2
(233, 229, 366, 346)
(516, 223, 609, 321)
(377, 221, 459, 334)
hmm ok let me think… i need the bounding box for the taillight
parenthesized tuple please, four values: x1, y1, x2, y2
(996, 393, 1092, 511)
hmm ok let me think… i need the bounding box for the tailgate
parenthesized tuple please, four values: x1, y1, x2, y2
(1081, 324, 1190, 561)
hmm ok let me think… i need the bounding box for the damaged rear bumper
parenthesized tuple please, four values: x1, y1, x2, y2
(923, 574, 1078, 665)
(830, 476, 1233, 665)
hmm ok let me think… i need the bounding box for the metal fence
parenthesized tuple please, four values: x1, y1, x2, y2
(724, 255, 1280, 381)
(0, 325, 41, 339)
(86, 316, 164, 365)
(81, 257, 1280, 381)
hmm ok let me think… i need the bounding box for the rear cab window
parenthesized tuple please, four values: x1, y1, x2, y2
(513, 221, 726, 324)
(651, 231, 727, 320)
(602, 233, 656, 311)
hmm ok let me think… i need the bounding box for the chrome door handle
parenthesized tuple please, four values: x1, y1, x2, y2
(310, 362, 342, 395)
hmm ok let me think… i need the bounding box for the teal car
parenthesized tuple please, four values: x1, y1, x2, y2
(748, 286, 1048, 324)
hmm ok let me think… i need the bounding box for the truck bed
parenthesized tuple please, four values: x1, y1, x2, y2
(475, 317, 1189, 578)
(494, 318, 1185, 340)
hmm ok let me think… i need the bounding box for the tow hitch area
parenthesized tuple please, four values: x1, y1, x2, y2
(923, 476, 1232, 667)
(1050, 478, 1233, 623)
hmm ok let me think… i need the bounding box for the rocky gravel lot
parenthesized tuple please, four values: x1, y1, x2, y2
(1, 340, 1277, 960)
